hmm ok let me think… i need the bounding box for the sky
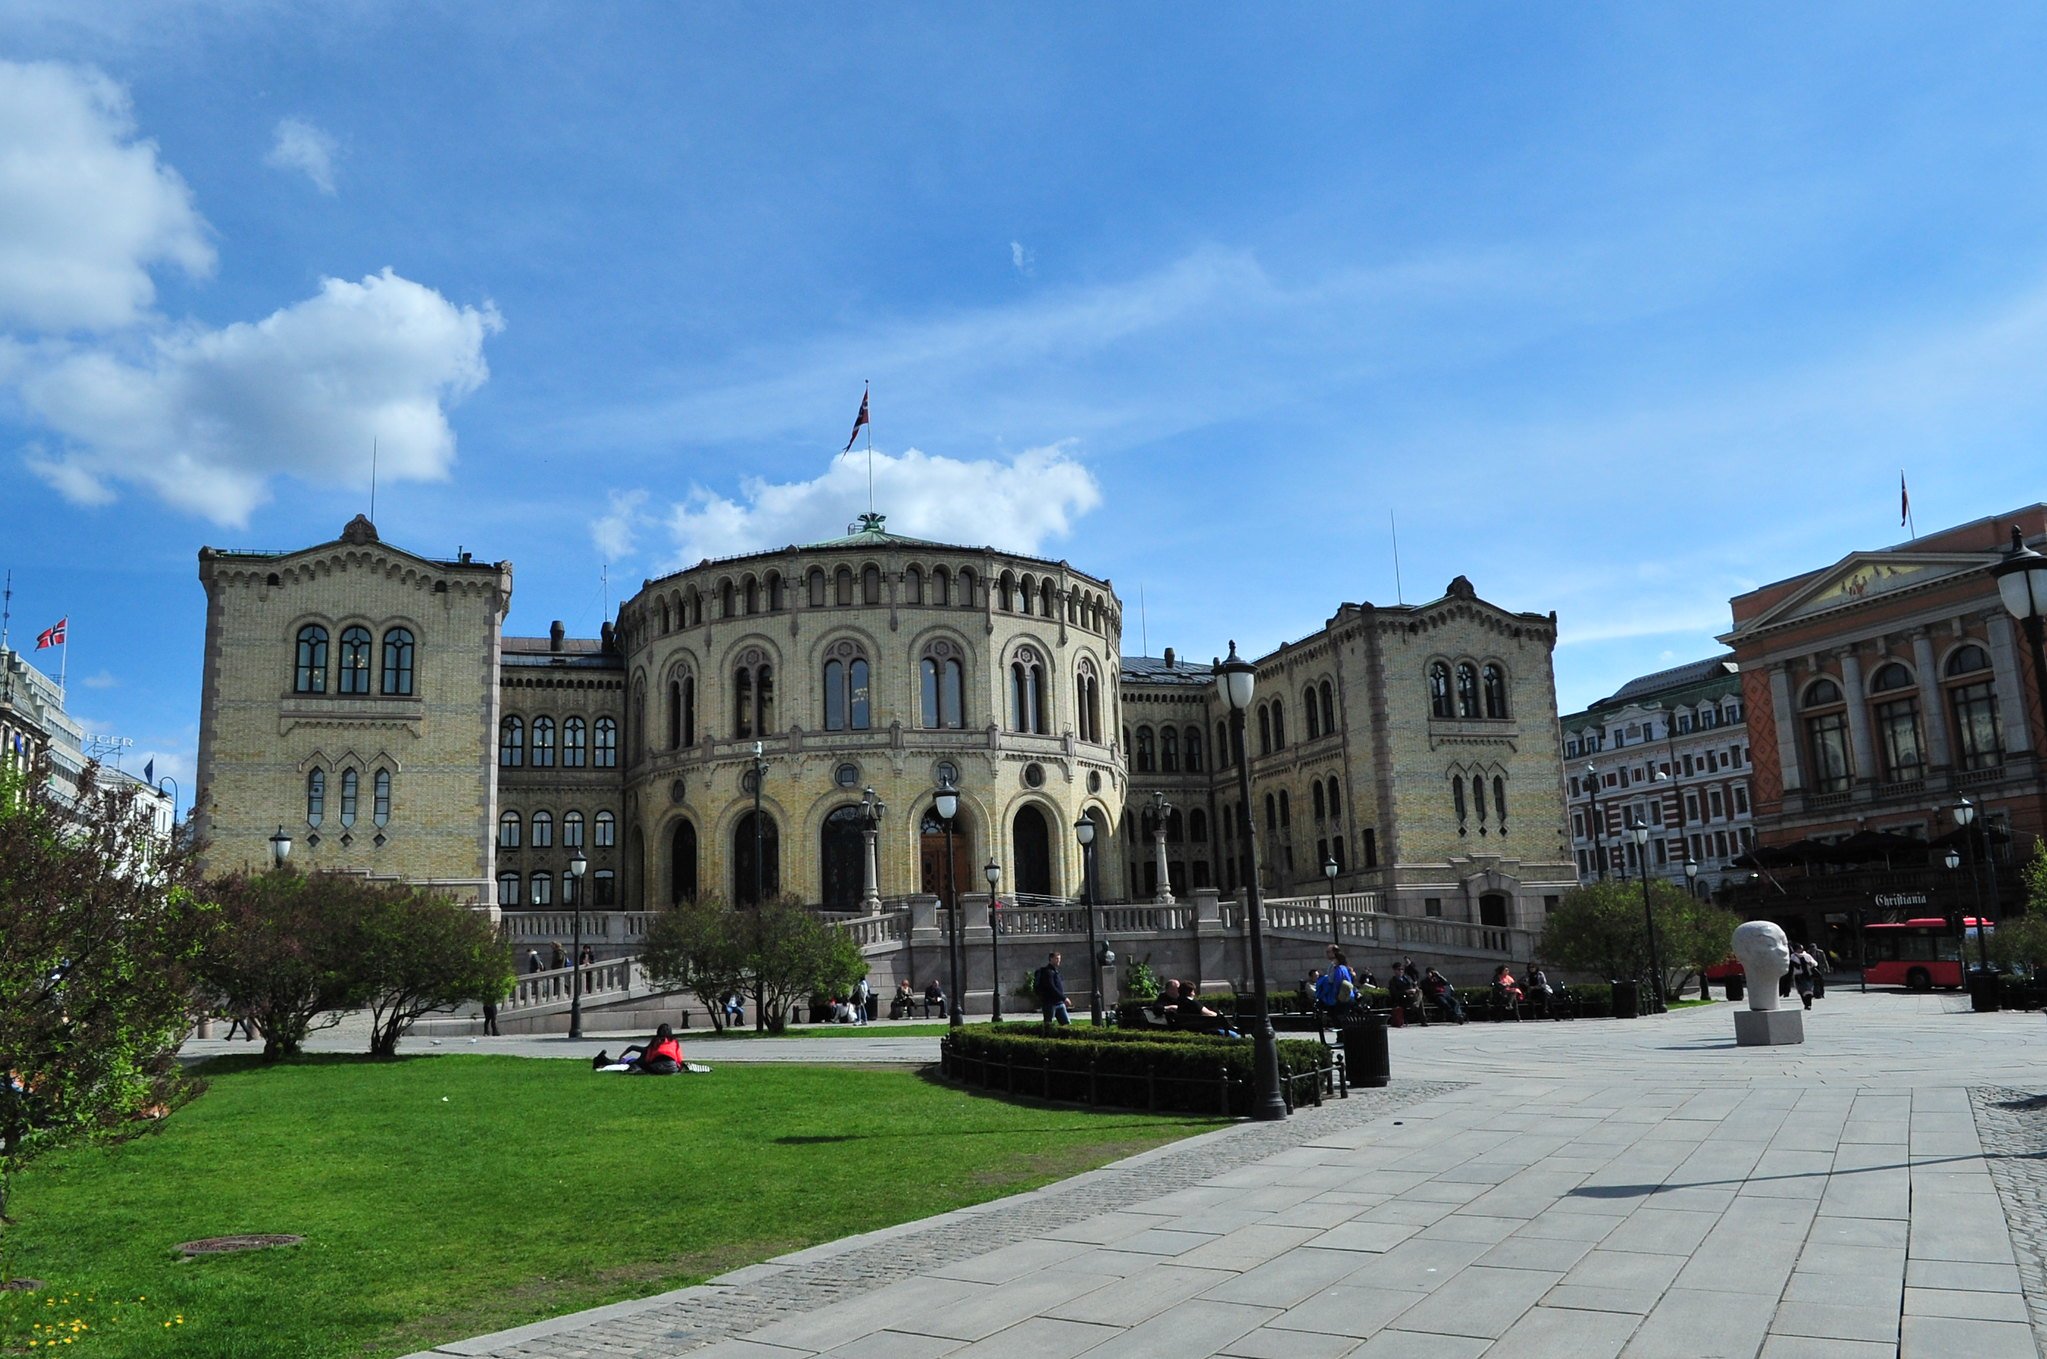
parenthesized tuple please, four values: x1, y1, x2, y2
(7, 3, 2047, 811)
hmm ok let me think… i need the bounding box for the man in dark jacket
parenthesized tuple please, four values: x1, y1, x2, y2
(1035, 951, 1071, 1026)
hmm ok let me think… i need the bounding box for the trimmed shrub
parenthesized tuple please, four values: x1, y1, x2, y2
(944, 1027, 1330, 1116)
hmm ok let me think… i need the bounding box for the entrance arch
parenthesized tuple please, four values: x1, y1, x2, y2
(1478, 891, 1511, 929)
(920, 808, 973, 906)
(1012, 804, 1053, 897)
(670, 820, 698, 904)
(733, 811, 780, 905)
(819, 805, 866, 910)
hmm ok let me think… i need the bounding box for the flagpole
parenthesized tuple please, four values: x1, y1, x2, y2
(864, 381, 874, 519)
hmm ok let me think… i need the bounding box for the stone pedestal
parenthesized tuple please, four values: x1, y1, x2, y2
(1734, 1008, 1804, 1046)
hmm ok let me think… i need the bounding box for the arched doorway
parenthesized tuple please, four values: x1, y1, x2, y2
(625, 826, 646, 909)
(733, 811, 780, 905)
(920, 807, 972, 907)
(1013, 805, 1052, 898)
(1478, 891, 1511, 929)
(670, 821, 698, 904)
(1080, 808, 1110, 900)
(819, 805, 866, 910)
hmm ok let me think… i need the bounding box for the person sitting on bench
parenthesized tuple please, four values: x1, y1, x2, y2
(1388, 970, 1427, 1025)
(1168, 981, 1241, 1037)
(891, 979, 917, 1019)
(1423, 968, 1467, 1024)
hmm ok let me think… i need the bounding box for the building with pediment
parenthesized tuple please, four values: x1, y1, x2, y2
(194, 515, 1576, 952)
(1719, 505, 2047, 952)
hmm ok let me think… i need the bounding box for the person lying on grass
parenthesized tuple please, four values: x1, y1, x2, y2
(592, 1023, 692, 1074)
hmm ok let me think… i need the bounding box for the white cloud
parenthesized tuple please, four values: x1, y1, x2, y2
(1010, 240, 1034, 276)
(633, 443, 1100, 569)
(20, 269, 501, 525)
(592, 488, 648, 560)
(0, 58, 214, 332)
(80, 669, 118, 690)
(264, 116, 338, 195)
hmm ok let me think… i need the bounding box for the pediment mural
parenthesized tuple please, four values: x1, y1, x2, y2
(1742, 552, 1986, 633)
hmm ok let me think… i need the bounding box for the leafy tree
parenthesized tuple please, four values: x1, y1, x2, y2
(641, 895, 747, 1031)
(202, 870, 375, 1060)
(0, 761, 216, 1250)
(354, 886, 513, 1057)
(1538, 880, 1734, 998)
(1989, 840, 2047, 970)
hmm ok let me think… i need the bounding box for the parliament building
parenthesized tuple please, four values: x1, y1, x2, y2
(194, 512, 1577, 931)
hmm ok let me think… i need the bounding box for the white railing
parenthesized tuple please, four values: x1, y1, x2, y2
(1250, 893, 1534, 961)
(500, 911, 658, 946)
(831, 909, 912, 949)
(503, 957, 648, 1012)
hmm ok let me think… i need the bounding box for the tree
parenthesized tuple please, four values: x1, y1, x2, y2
(1538, 880, 1733, 998)
(640, 895, 747, 1032)
(1988, 840, 2047, 970)
(0, 761, 216, 1249)
(354, 886, 513, 1057)
(202, 870, 375, 1060)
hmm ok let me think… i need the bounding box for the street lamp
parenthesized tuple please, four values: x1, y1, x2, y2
(859, 786, 886, 912)
(268, 824, 292, 871)
(1075, 815, 1102, 1025)
(568, 847, 588, 1039)
(1993, 526, 2047, 725)
(984, 858, 1004, 1022)
(1628, 818, 1665, 1012)
(1214, 640, 1287, 1121)
(1322, 853, 1341, 960)
(1584, 762, 1606, 882)
(748, 740, 769, 907)
(935, 778, 964, 1029)
(1150, 788, 1176, 904)
(1953, 799, 1998, 999)
(1684, 857, 1701, 994)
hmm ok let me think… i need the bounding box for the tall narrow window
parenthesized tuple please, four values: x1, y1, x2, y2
(1304, 685, 1321, 740)
(1258, 706, 1273, 756)
(595, 811, 616, 847)
(499, 812, 521, 849)
(835, 567, 854, 606)
(1428, 661, 1453, 718)
(1313, 782, 1326, 820)
(1320, 680, 1335, 735)
(339, 626, 372, 694)
(1472, 775, 1488, 824)
(1009, 648, 1047, 733)
(1946, 644, 2001, 770)
(306, 769, 325, 826)
(532, 716, 556, 768)
(668, 681, 683, 748)
(294, 625, 329, 693)
(1455, 663, 1480, 719)
(905, 565, 924, 603)
(931, 567, 950, 606)
(1451, 776, 1466, 829)
(1328, 778, 1341, 820)
(381, 627, 415, 695)
(339, 769, 359, 827)
(849, 659, 870, 729)
(1161, 727, 1179, 771)
(1482, 664, 1508, 719)
(1870, 662, 1923, 780)
(1802, 678, 1851, 793)
(594, 717, 618, 767)
(1135, 727, 1155, 772)
(862, 564, 882, 604)
(808, 568, 827, 607)
(497, 873, 519, 907)
(563, 717, 587, 767)
(1272, 700, 1287, 749)
(531, 811, 553, 848)
(499, 716, 524, 767)
(1075, 659, 1102, 742)
(1185, 726, 1203, 772)
(563, 810, 585, 847)
(735, 666, 755, 737)
(373, 769, 391, 827)
(530, 873, 552, 906)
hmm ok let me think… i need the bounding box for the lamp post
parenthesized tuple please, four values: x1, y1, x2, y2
(935, 778, 964, 1029)
(1322, 853, 1341, 958)
(568, 847, 588, 1039)
(1214, 641, 1288, 1121)
(1684, 857, 1701, 994)
(1628, 818, 1665, 1012)
(859, 786, 886, 912)
(748, 740, 768, 906)
(269, 824, 292, 871)
(984, 858, 1004, 1022)
(1150, 789, 1176, 904)
(1954, 799, 1998, 996)
(1992, 525, 2047, 763)
(1584, 762, 1606, 882)
(1075, 815, 1102, 1025)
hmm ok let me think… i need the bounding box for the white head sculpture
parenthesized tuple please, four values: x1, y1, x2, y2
(1732, 920, 1792, 1012)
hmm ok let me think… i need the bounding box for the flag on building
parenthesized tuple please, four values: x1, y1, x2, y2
(842, 387, 870, 452)
(144, 758, 155, 784)
(35, 618, 66, 649)
(1900, 471, 1910, 528)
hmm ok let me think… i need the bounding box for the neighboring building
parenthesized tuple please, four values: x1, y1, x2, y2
(1720, 504, 2047, 952)
(1, 640, 171, 837)
(196, 514, 1576, 932)
(1559, 655, 1754, 897)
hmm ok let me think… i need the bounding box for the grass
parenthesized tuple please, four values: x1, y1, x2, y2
(0, 1055, 1221, 1359)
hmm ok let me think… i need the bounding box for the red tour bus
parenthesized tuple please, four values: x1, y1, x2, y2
(1861, 917, 1993, 991)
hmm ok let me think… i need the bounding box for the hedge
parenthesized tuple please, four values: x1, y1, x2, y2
(942, 1027, 1335, 1116)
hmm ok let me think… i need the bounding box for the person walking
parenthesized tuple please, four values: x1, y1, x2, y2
(1792, 947, 1818, 1010)
(527, 948, 542, 975)
(1035, 951, 1071, 1026)
(851, 975, 871, 1025)
(481, 999, 501, 1036)
(549, 941, 567, 970)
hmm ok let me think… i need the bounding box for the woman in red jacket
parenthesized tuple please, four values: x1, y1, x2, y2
(608, 1023, 684, 1074)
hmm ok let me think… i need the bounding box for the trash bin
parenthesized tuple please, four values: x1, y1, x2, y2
(1339, 1014, 1390, 1088)
(1971, 976, 2002, 1012)
(1612, 980, 1641, 1019)
(867, 993, 880, 1022)
(1725, 973, 1745, 1003)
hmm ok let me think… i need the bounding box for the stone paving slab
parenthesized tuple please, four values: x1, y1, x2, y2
(405, 992, 2047, 1359)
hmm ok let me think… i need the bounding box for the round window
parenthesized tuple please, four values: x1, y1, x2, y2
(934, 759, 959, 787)
(1023, 762, 1046, 788)
(1087, 770, 1102, 793)
(835, 762, 861, 788)
(669, 778, 687, 804)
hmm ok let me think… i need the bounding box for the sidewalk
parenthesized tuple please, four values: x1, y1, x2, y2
(391, 989, 2047, 1358)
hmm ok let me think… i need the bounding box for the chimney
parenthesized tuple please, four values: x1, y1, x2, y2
(549, 620, 565, 653)
(1163, 646, 1176, 668)
(601, 621, 617, 652)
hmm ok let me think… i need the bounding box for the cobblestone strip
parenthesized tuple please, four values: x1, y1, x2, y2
(1970, 1084, 2047, 1352)
(425, 1080, 1465, 1359)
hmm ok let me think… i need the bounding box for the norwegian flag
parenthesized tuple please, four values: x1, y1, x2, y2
(842, 387, 870, 452)
(35, 618, 66, 650)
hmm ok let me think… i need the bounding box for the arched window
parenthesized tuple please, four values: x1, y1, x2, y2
(1217, 721, 1230, 768)
(1161, 726, 1180, 772)
(1075, 659, 1102, 742)
(862, 564, 882, 604)
(1472, 775, 1488, 824)
(931, 567, 950, 606)
(373, 769, 391, 827)
(733, 650, 775, 737)
(498, 716, 524, 767)
(294, 624, 329, 693)
(670, 821, 698, 904)
(667, 674, 696, 749)
(1304, 685, 1321, 740)
(1312, 782, 1326, 820)
(905, 566, 924, 604)
(720, 579, 736, 617)
(1189, 808, 1208, 842)
(958, 567, 976, 606)
(1167, 809, 1184, 843)
(338, 626, 372, 694)
(1258, 706, 1273, 756)
(823, 642, 871, 731)
(1010, 647, 1047, 733)
(808, 568, 827, 607)
(733, 811, 780, 905)
(1451, 775, 1467, 829)
(562, 716, 587, 767)
(1041, 580, 1054, 616)
(921, 643, 965, 728)
(1945, 644, 2001, 770)
(563, 811, 585, 847)
(1264, 794, 1278, 830)
(819, 804, 867, 909)
(1327, 778, 1341, 821)
(1481, 664, 1508, 719)
(1494, 775, 1507, 829)
(338, 769, 358, 827)
(1455, 663, 1480, 719)
(1869, 662, 1923, 780)
(1279, 790, 1290, 827)
(381, 627, 415, 695)
(594, 717, 618, 768)
(1320, 680, 1335, 735)
(531, 810, 554, 848)
(999, 572, 1017, 611)
(595, 810, 616, 847)
(530, 872, 552, 906)
(497, 873, 520, 908)
(531, 716, 556, 768)
(1801, 677, 1850, 793)
(306, 769, 325, 826)
(498, 811, 521, 848)
(1185, 726, 1203, 772)
(744, 576, 759, 615)
(1135, 726, 1156, 772)
(765, 572, 783, 611)
(835, 567, 854, 606)
(1272, 699, 1286, 750)
(1429, 662, 1453, 718)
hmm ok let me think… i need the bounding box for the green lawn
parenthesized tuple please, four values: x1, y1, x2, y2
(0, 1055, 1220, 1359)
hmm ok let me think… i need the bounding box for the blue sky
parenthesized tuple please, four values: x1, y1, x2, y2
(6, 3, 2047, 808)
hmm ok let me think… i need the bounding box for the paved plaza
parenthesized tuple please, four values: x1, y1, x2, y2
(331, 989, 2047, 1359)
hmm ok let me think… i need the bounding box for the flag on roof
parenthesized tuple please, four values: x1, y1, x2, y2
(35, 618, 65, 649)
(144, 758, 155, 784)
(842, 387, 869, 452)
(1899, 471, 1909, 528)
